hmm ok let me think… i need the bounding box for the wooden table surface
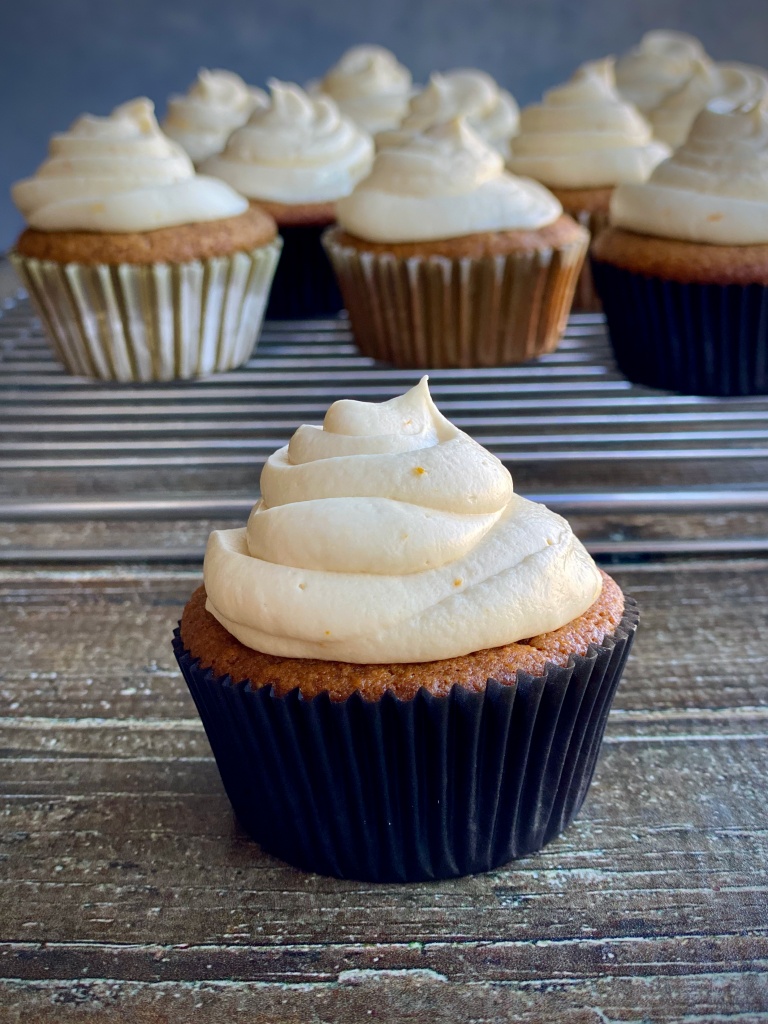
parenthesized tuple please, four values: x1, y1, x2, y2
(1, 280, 767, 1020)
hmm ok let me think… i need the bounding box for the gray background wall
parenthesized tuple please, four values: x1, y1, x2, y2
(2, 0, 767, 248)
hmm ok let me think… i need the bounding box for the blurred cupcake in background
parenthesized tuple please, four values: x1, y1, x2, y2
(380, 69, 519, 156)
(163, 69, 267, 164)
(11, 98, 281, 382)
(314, 44, 412, 134)
(508, 59, 669, 309)
(323, 117, 588, 368)
(592, 93, 768, 396)
(614, 30, 708, 114)
(202, 79, 373, 318)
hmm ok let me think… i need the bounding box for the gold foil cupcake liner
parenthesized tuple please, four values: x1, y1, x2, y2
(566, 207, 611, 313)
(322, 228, 588, 369)
(10, 239, 282, 382)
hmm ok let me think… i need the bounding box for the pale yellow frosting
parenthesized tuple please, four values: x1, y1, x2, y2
(611, 98, 768, 244)
(200, 79, 374, 203)
(508, 59, 669, 189)
(203, 379, 602, 664)
(382, 69, 519, 154)
(163, 69, 268, 163)
(649, 61, 768, 148)
(318, 45, 412, 134)
(336, 118, 562, 243)
(12, 98, 248, 233)
(615, 30, 708, 113)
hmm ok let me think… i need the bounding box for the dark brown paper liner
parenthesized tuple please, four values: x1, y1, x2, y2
(321, 227, 588, 368)
(592, 258, 768, 396)
(566, 206, 611, 313)
(172, 599, 638, 882)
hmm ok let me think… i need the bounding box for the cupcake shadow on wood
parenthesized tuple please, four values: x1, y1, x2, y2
(11, 98, 281, 382)
(323, 118, 588, 368)
(173, 379, 639, 881)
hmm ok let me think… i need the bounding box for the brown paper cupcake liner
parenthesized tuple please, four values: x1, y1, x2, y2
(567, 206, 611, 313)
(172, 598, 638, 882)
(10, 239, 282, 382)
(321, 227, 588, 369)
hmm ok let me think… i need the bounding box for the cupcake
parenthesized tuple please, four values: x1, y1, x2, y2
(315, 45, 412, 134)
(592, 97, 768, 396)
(380, 68, 519, 156)
(162, 69, 267, 164)
(614, 30, 708, 114)
(174, 378, 638, 881)
(10, 98, 281, 382)
(322, 118, 588, 368)
(508, 59, 669, 310)
(202, 80, 373, 318)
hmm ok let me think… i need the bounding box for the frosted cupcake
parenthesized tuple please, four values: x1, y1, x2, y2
(508, 59, 669, 310)
(315, 45, 412, 134)
(163, 69, 267, 164)
(202, 79, 373, 318)
(380, 69, 519, 156)
(174, 378, 638, 881)
(323, 118, 588, 368)
(615, 30, 708, 113)
(592, 97, 768, 396)
(11, 98, 281, 382)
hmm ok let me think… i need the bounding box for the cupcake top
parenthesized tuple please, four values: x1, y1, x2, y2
(507, 59, 670, 189)
(200, 79, 373, 205)
(204, 378, 601, 664)
(317, 45, 412, 134)
(11, 98, 248, 233)
(610, 97, 768, 245)
(162, 69, 268, 164)
(336, 118, 562, 243)
(649, 60, 768, 148)
(383, 69, 519, 153)
(615, 30, 708, 113)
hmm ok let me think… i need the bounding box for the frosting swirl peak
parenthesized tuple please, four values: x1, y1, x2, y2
(508, 59, 669, 188)
(319, 45, 412, 134)
(163, 69, 267, 163)
(611, 97, 768, 244)
(200, 79, 374, 203)
(204, 379, 602, 663)
(615, 30, 708, 113)
(12, 98, 248, 232)
(337, 117, 562, 243)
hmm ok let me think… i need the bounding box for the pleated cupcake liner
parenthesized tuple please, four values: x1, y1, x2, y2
(173, 598, 638, 882)
(566, 205, 611, 313)
(265, 224, 344, 319)
(10, 239, 282, 383)
(321, 227, 589, 368)
(592, 258, 768, 396)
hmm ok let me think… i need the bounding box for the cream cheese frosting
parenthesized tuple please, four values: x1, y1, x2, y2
(200, 79, 374, 203)
(162, 69, 268, 164)
(615, 30, 708, 113)
(610, 97, 768, 245)
(318, 45, 412, 134)
(507, 59, 670, 189)
(12, 98, 248, 233)
(203, 378, 602, 663)
(382, 69, 519, 154)
(649, 61, 768, 148)
(336, 117, 562, 243)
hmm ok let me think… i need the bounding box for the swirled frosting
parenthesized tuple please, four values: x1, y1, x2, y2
(200, 79, 374, 203)
(610, 98, 768, 244)
(204, 378, 602, 663)
(381, 69, 519, 154)
(508, 59, 669, 189)
(318, 45, 412, 134)
(649, 61, 768, 148)
(615, 30, 708, 113)
(337, 118, 562, 243)
(12, 98, 248, 232)
(163, 69, 268, 163)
